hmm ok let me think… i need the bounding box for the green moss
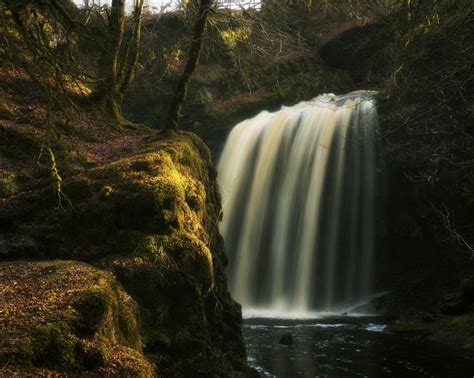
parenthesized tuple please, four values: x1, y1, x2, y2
(172, 328, 207, 353)
(447, 314, 474, 334)
(0, 125, 43, 160)
(0, 261, 149, 374)
(185, 181, 205, 212)
(66, 150, 96, 168)
(0, 97, 14, 119)
(99, 185, 114, 199)
(131, 159, 154, 173)
(104, 230, 149, 256)
(3, 326, 145, 374)
(30, 323, 83, 371)
(107, 346, 154, 377)
(158, 232, 214, 291)
(0, 172, 18, 197)
(73, 290, 110, 337)
(142, 326, 172, 352)
(78, 339, 112, 369)
(0, 337, 34, 369)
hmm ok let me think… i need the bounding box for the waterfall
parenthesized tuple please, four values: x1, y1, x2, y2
(217, 92, 378, 314)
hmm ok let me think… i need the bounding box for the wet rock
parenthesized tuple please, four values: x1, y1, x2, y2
(279, 333, 294, 345)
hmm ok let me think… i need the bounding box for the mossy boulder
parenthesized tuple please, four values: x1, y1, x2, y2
(0, 260, 153, 376)
(0, 131, 250, 376)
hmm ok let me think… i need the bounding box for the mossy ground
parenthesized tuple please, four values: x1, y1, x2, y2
(0, 67, 151, 203)
(0, 261, 153, 376)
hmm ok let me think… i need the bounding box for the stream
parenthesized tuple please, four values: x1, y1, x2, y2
(243, 315, 473, 377)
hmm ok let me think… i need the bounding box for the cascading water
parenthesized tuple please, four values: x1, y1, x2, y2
(217, 91, 378, 314)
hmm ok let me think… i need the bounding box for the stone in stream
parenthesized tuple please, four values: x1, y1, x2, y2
(279, 333, 294, 345)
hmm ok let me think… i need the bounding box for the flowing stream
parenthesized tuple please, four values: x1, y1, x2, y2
(243, 315, 473, 377)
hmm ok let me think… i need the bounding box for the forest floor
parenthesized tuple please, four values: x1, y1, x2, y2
(0, 67, 156, 199)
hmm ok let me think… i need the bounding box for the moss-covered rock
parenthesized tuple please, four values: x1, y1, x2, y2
(0, 260, 153, 376)
(1, 131, 250, 376)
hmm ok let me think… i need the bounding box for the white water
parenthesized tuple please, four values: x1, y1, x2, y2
(218, 92, 378, 313)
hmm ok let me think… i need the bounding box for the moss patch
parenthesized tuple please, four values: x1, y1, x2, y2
(0, 172, 18, 197)
(0, 261, 151, 375)
(0, 96, 14, 120)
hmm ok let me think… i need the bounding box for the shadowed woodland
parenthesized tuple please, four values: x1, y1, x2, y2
(0, 0, 473, 376)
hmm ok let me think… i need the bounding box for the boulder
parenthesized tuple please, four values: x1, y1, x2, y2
(279, 333, 294, 346)
(0, 260, 153, 376)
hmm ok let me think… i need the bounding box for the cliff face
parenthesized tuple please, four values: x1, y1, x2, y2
(0, 117, 249, 375)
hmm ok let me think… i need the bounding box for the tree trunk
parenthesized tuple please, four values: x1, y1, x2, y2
(119, 0, 145, 96)
(93, 0, 125, 122)
(164, 0, 214, 131)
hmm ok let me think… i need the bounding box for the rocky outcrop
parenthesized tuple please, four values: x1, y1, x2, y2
(319, 23, 390, 71)
(0, 131, 250, 376)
